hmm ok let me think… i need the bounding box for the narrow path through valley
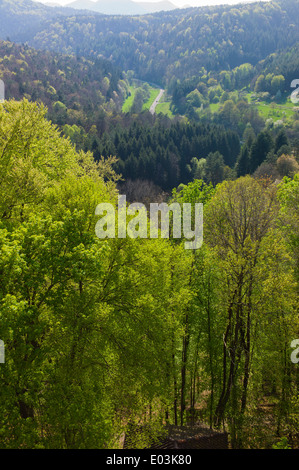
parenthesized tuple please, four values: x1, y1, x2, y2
(150, 89, 164, 114)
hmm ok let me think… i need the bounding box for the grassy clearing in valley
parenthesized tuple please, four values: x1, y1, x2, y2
(122, 82, 169, 114)
(122, 86, 136, 113)
(207, 92, 298, 122)
(156, 96, 174, 117)
(245, 92, 297, 121)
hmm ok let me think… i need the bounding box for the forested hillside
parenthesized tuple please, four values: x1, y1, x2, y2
(0, 40, 126, 128)
(0, 0, 298, 85)
(96, 121, 240, 189)
(27, 0, 299, 85)
(0, 0, 96, 41)
(255, 43, 299, 89)
(0, 0, 298, 451)
(1, 37, 298, 194)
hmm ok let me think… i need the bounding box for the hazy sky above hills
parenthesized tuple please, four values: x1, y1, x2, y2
(35, 0, 271, 8)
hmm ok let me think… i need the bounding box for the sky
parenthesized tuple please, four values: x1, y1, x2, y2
(35, 0, 271, 7)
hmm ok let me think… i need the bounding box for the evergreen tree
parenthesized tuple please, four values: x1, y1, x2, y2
(236, 145, 250, 177)
(249, 130, 274, 173)
(274, 128, 289, 155)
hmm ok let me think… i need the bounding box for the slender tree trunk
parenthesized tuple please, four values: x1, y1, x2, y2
(190, 332, 200, 426)
(172, 347, 178, 426)
(214, 302, 233, 428)
(206, 287, 215, 428)
(215, 295, 243, 428)
(180, 312, 190, 426)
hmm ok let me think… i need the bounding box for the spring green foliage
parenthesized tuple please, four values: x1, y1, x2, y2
(0, 0, 299, 448)
(0, 100, 193, 448)
(1, 103, 298, 448)
(3, 0, 297, 86)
